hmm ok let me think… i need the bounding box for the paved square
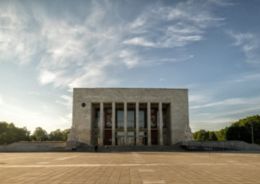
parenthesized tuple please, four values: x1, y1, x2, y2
(0, 152, 260, 184)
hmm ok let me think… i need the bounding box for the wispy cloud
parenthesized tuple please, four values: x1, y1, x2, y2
(190, 94, 260, 131)
(55, 95, 72, 110)
(228, 31, 260, 64)
(191, 103, 260, 131)
(192, 98, 242, 109)
(125, 1, 225, 48)
(0, 95, 68, 131)
(0, 5, 39, 64)
(233, 73, 260, 83)
(39, 70, 58, 85)
(191, 96, 260, 109)
(0, 0, 227, 91)
(0, 94, 3, 105)
(1, 0, 259, 133)
(123, 37, 155, 47)
(189, 94, 211, 104)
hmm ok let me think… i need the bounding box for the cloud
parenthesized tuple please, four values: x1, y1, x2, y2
(191, 98, 243, 109)
(190, 95, 260, 131)
(39, 70, 57, 85)
(55, 95, 72, 111)
(125, 0, 225, 48)
(0, 0, 227, 91)
(0, 97, 69, 131)
(119, 50, 140, 69)
(233, 73, 260, 83)
(123, 37, 155, 47)
(191, 103, 260, 131)
(0, 3, 42, 64)
(191, 96, 260, 109)
(0, 94, 3, 105)
(189, 94, 211, 104)
(228, 31, 260, 64)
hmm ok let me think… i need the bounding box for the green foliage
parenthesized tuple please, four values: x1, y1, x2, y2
(193, 129, 218, 141)
(0, 122, 30, 145)
(226, 115, 260, 144)
(0, 122, 70, 145)
(31, 127, 48, 141)
(193, 115, 260, 144)
(49, 129, 70, 141)
(215, 128, 228, 141)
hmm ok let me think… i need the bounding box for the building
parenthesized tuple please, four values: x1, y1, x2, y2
(68, 88, 192, 147)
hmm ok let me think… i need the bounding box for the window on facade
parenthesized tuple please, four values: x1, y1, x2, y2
(127, 110, 135, 128)
(95, 110, 100, 128)
(127, 131, 135, 145)
(139, 110, 146, 128)
(116, 110, 124, 128)
(151, 108, 158, 128)
(104, 109, 112, 128)
(116, 131, 125, 145)
(138, 131, 147, 145)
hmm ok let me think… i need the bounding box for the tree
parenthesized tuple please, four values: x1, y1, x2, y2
(0, 122, 30, 145)
(31, 127, 48, 141)
(49, 129, 70, 141)
(193, 115, 260, 144)
(193, 129, 218, 141)
(193, 130, 209, 141)
(226, 115, 260, 144)
(208, 131, 218, 141)
(215, 128, 227, 141)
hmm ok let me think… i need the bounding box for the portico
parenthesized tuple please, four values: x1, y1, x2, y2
(92, 102, 169, 146)
(68, 88, 192, 146)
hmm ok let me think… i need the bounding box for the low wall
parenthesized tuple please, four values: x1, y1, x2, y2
(2, 140, 260, 152)
(0, 141, 67, 152)
(74, 145, 184, 152)
(181, 141, 260, 151)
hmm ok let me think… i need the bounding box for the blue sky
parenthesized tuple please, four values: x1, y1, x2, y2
(0, 0, 260, 132)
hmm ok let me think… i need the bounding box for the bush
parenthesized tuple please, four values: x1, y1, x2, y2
(0, 122, 30, 145)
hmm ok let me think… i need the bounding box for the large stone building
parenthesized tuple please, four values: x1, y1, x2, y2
(68, 88, 192, 147)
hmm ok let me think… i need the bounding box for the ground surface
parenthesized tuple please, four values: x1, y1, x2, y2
(0, 152, 260, 184)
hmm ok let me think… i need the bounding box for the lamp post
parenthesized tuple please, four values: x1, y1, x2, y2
(251, 122, 254, 144)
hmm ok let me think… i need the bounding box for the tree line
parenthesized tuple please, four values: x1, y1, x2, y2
(193, 115, 260, 144)
(1, 114, 260, 145)
(0, 122, 69, 145)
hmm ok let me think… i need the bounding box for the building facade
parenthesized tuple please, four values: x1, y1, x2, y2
(68, 88, 192, 146)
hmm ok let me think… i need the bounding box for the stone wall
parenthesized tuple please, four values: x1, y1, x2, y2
(68, 88, 192, 146)
(0, 141, 66, 152)
(181, 141, 260, 151)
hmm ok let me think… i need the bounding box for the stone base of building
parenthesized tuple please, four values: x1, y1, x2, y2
(66, 142, 186, 152)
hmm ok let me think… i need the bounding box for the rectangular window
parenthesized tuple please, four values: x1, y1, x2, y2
(127, 110, 135, 128)
(116, 110, 124, 128)
(116, 131, 125, 145)
(139, 110, 146, 128)
(138, 131, 147, 145)
(104, 108, 112, 128)
(127, 131, 135, 145)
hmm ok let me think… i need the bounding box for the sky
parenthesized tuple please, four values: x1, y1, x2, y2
(0, 0, 260, 133)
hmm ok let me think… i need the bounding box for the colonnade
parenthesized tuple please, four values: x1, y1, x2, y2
(98, 102, 164, 146)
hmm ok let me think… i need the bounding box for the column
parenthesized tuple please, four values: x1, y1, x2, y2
(99, 102, 104, 146)
(135, 102, 139, 145)
(124, 102, 127, 145)
(159, 102, 163, 145)
(147, 102, 151, 146)
(112, 102, 116, 146)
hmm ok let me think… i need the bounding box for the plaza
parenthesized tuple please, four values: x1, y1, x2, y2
(0, 152, 260, 184)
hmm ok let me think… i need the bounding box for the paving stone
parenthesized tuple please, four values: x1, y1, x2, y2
(0, 152, 260, 184)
